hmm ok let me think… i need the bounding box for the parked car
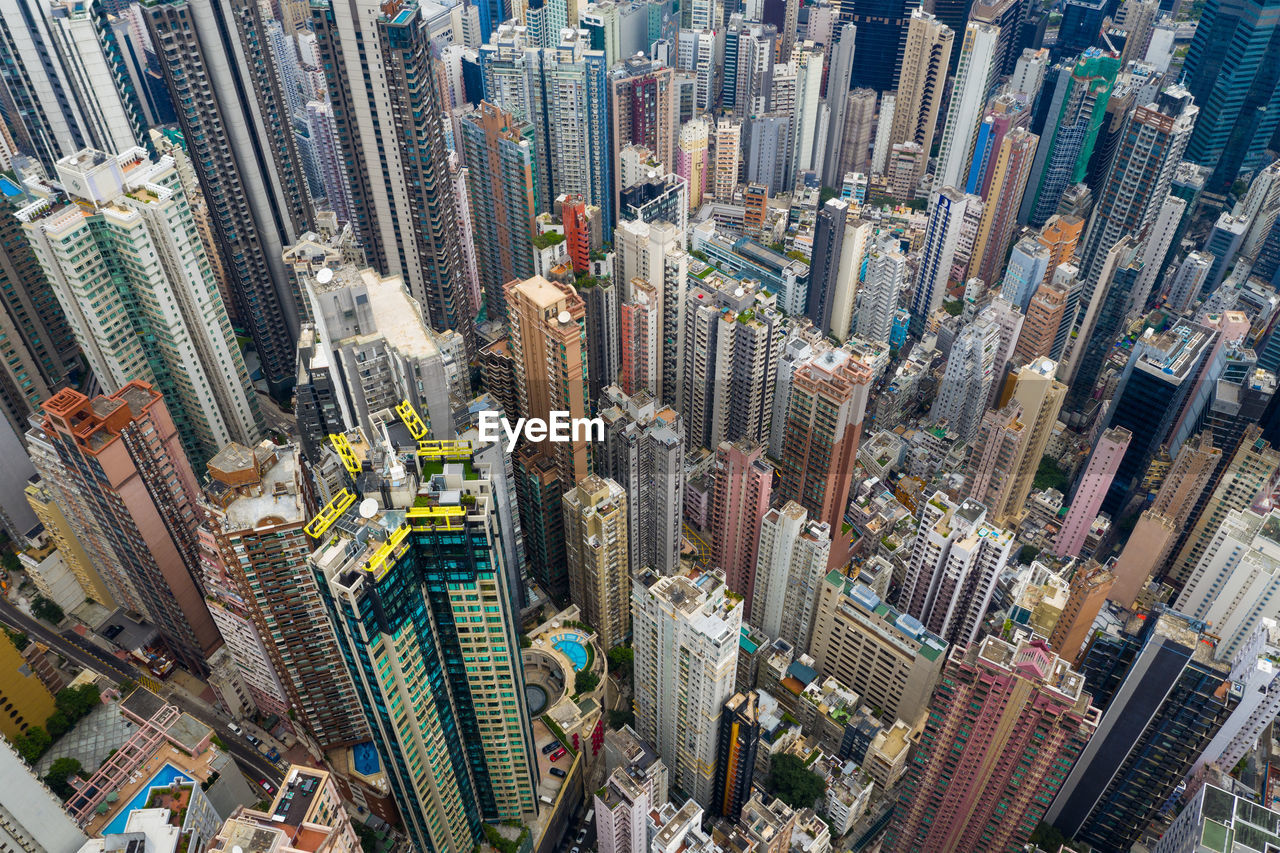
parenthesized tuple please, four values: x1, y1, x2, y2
(246, 733, 261, 745)
(227, 722, 243, 735)
(259, 779, 275, 794)
(541, 741, 560, 755)
(549, 767, 567, 778)
(550, 747, 566, 761)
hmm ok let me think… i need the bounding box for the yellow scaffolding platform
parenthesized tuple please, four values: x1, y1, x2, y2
(396, 399, 428, 440)
(305, 488, 356, 539)
(416, 439, 473, 457)
(366, 523, 410, 580)
(329, 432, 361, 474)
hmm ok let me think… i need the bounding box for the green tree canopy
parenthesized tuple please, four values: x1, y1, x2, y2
(766, 754, 826, 809)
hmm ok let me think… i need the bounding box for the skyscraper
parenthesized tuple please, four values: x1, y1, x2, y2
(28, 384, 222, 675)
(21, 147, 261, 466)
(200, 442, 367, 749)
(888, 11, 954, 194)
(843, 0, 925, 92)
(806, 199, 849, 330)
(713, 119, 742, 201)
(505, 275, 591, 485)
(1012, 278, 1072, 364)
(886, 635, 1098, 853)
(930, 315, 1001, 441)
(313, 443, 538, 853)
(934, 22, 1001, 192)
(458, 102, 538, 320)
(599, 386, 685, 577)
(1021, 50, 1121, 228)
(144, 0, 314, 396)
(1049, 609, 1234, 853)
(633, 568, 742, 807)
(1182, 0, 1280, 190)
(314, 0, 474, 352)
(857, 236, 906, 344)
(0, 0, 144, 172)
(752, 502, 831, 650)
(712, 692, 759, 821)
(899, 492, 1015, 645)
(911, 188, 981, 333)
(1109, 431, 1221, 605)
(609, 57, 676, 214)
(564, 475, 631, 650)
(969, 128, 1039, 287)
(709, 440, 774, 612)
(1049, 561, 1116, 664)
(1055, 427, 1132, 556)
(776, 349, 872, 542)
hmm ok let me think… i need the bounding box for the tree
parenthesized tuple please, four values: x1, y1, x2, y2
(3, 628, 28, 651)
(1033, 456, 1070, 492)
(575, 670, 600, 694)
(31, 596, 64, 624)
(45, 710, 70, 739)
(55, 684, 101, 722)
(44, 757, 82, 800)
(607, 709, 635, 729)
(1018, 545, 1041, 565)
(607, 646, 633, 679)
(766, 754, 826, 809)
(14, 726, 51, 763)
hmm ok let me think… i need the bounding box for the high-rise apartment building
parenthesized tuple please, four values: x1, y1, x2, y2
(633, 568, 743, 807)
(886, 636, 1098, 853)
(1168, 428, 1280, 587)
(0, 0, 144, 172)
(1110, 431, 1220, 605)
(596, 765, 653, 853)
(458, 102, 538, 320)
(808, 575, 948, 724)
(969, 128, 1039, 288)
(1049, 609, 1234, 853)
(712, 692, 759, 821)
(776, 349, 872, 542)
(900, 493, 1015, 646)
(615, 219, 688, 405)
(0, 736, 87, 853)
(964, 401, 1028, 516)
(314, 443, 538, 853)
(713, 119, 742, 202)
(599, 386, 685, 577)
(709, 440, 773, 612)
(930, 316, 1001, 441)
(564, 476, 631, 650)
(1055, 427, 1132, 557)
(200, 443, 367, 749)
(857, 236, 906, 344)
(619, 282, 659, 397)
(1021, 50, 1121, 227)
(888, 11, 954, 192)
(313, 0, 474, 353)
(1012, 279, 1072, 364)
(752, 502, 831, 651)
(1001, 236, 1052, 310)
(911, 188, 980, 333)
(1049, 561, 1116, 664)
(22, 147, 261, 466)
(610, 57, 676, 213)
(505, 275, 591, 485)
(144, 0, 313, 396)
(480, 26, 613, 234)
(806, 199, 849, 332)
(934, 23, 1001, 192)
(677, 119, 710, 208)
(515, 442, 568, 597)
(27, 384, 221, 674)
(1182, 0, 1280, 190)
(24, 477, 115, 609)
(1176, 507, 1280, 664)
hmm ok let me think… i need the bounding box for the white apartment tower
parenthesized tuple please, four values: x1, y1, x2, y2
(934, 22, 1001, 191)
(633, 568, 743, 807)
(899, 492, 1015, 645)
(615, 219, 689, 406)
(752, 501, 832, 650)
(857, 236, 907, 344)
(930, 315, 1002, 441)
(565, 475, 632, 650)
(21, 147, 261, 465)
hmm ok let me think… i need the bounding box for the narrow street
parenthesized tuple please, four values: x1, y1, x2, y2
(0, 599, 284, 786)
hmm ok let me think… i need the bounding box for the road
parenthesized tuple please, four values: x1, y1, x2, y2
(683, 522, 711, 567)
(0, 600, 283, 787)
(256, 389, 298, 438)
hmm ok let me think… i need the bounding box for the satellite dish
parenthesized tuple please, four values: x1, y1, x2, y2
(735, 287, 745, 297)
(558, 310, 572, 324)
(316, 268, 334, 284)
(358, 498, 378, 519)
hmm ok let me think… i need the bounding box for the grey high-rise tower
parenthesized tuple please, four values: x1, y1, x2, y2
(314, 0, 476, 355)
(143, 0, 314, 397)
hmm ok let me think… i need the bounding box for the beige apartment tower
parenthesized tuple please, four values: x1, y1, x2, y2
(564, 475, 631, 650)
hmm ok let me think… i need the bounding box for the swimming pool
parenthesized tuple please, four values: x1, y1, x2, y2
(551, 631, 589, 671)
(101, 763, 192, 835)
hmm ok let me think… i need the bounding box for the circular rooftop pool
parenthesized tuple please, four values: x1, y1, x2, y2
(550, 631, 589, 671)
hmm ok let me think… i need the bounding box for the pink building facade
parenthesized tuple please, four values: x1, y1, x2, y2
(1054, 427, 1132, 557)
(709, 440, 773, 618)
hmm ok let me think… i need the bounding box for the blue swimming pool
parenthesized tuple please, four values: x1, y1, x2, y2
(552, 632, 589, 671)
(352, 741, 381, 776)
(101, 763, 192, 835)
(0, 177, 20, 197)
